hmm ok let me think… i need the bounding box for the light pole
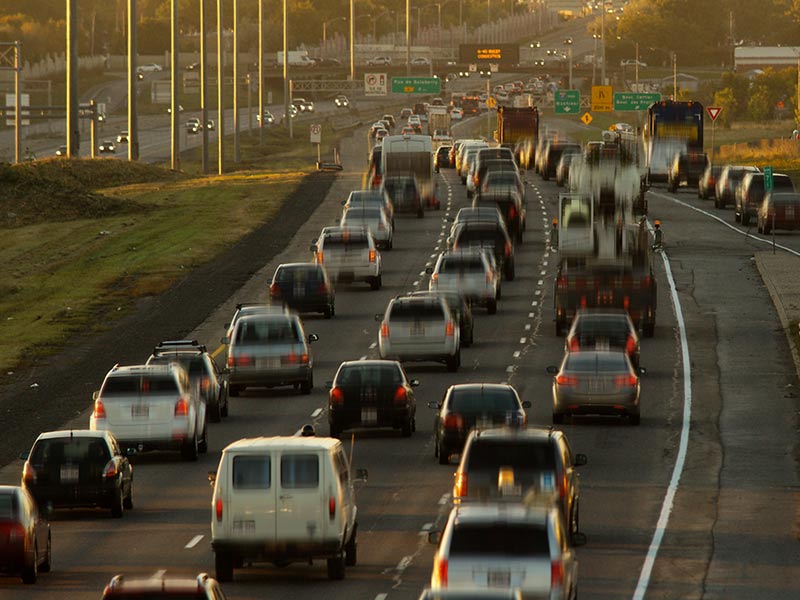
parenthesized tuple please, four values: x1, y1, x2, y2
(258, 0, 264, 147)
(600, 5, 606, 85)
(406, 0, 410, 75)
(216, 0, 224, 174)
(323, 16, 346, 59)
(592, 33, 600, 86)
(233, 0, 239, 163)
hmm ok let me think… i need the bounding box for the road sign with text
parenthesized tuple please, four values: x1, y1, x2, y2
(613, 92, 661, 111)
(591, 85, 613, 112)
(310, 123, 322, 144)
(764, 166, 774, 191)
(391, 77, 441, 94)
(554, 90, 580, 114)
(364, 73, 387, 96)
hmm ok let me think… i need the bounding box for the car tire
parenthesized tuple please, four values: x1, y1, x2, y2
(215, 551, 234, 582)
(401, 417, 413, 437)
(300, 375, 313, 395)
(327, 552, 346, 580)
(446, 349, 460, 373)
(181, 433, 199, 462)
(210, 399, 222, 423)
(123, 481, 134, 510)
(505, 262, 515, 281)
(324, 304, 333, 319)
(487, 299, 497, 315)
(329, 421, 341, 439)
(228, 385, 240, 397)
(199, 424, 208, 453)
(40, 534, 51, 573)
(370, 275, 382, 291)
(386, 238, 393, 251)
(629, 412, 641, 426)
(221, 393, 229, 417)
(111, 487, 124, 518)
(22, 546, 37, 584)
(741, 212, 750, 226)
(642, 320, 655, 338)
(438, 441, 449, 465)
(552, 412, 565, 425)
(417, 207, 424, 218)
(345, 524, 358, 566)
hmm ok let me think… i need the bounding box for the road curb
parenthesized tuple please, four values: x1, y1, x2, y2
(754, 252, 800, 385)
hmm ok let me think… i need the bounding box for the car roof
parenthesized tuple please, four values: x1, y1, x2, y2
(277, 262, 324, 270)
(451, 502, 552, 524)
(338, 359, 402, 369)
(106, 364, 178, 376)
(35, 429, 110, 441)
(448, 383, 516, 393)
(223, 436, 340, 453)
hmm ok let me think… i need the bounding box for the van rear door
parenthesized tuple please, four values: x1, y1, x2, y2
(276, 450, 327, 542)
(225, 452, 277, 542)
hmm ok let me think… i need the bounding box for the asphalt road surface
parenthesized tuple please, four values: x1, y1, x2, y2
(0, 111, 798, 600)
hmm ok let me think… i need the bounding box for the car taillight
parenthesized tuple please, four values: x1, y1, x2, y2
(22, 462, 36, 485)
(283, 351, 308, 365)
(229, 355, 253, 367)
(508, 205, 516, 219)
(8, 523, 25, 543)
(445, 321, 455, 336)
(432, 556, 448, 587)
(615, 374, 639, 387)
(369, 249, 376, 263)
(380, 322, 389, 338)
(215, 497, 223, 521)
(551, 559, 564, 586)
(329, 496, 336, 520)
(93, 399, 107, 420)
(330, 386, 344, 406)
(269, 283, 280, 298)
(103, 459, 119, 478)
(556, 374, 578, 386)
(504, 241, 512, 257)
(393, 386, 408, 406)
(174, 398, 189, 417)
(567, 337, 579, 351)
(454, 472, 467, 497)
(625, 335, 637, 355)
(444, 414, 464, 430)
(558, 472, 568, 499)
(201, 376, 211, 392)
(316, 251, 324, 263)
(623, 295, 630, 310)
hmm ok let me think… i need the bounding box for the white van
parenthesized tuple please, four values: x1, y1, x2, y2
(210, 436, 365, 582)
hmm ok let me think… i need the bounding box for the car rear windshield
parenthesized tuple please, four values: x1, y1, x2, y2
(440, 257, 485, 273)
(31, 437, 111, 465)
(565, 352, 629, 371)
(337, 364, 403, 386)
(449, 388, 518, 412)
(148, 355, 206, 376)
(281, 454, 319, 488)
(575, 316, 630, 339)
(390, 302, 446, 320)
(455, 228, 503, 247)
(466, 440, 555, 471)
(0, 493, 16, 519)
(235, 319, 300, 343)
(233, 455, 271, 489)
(343, 208, 382, 221)
(449, 523, 550, 556)
(484, 173, 518, 186)
(275, 266, 323, 283)
(323, 234, 369, 248)
(102, 375, 179, 394)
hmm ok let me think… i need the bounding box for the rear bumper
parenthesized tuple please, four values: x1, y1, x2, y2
(330, 406, 412, 430)
(92, 420, 195, 447)
(28, 482, 118, 509)
(553, 387, 640, 415)
(229, 365, 312, 388)
(212, 539, 341, 562)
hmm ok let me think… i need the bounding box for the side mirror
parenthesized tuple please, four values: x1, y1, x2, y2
(374, 314, 383, 321)
(638, 366, 647, 375)
(207, 471, 217, 486)
(574, 453, 588, 467)
(354, 468, 368, 483)
(341, 200, 346, 205)
(309, 244, 317, 252)
(546, 365, 558, 374)
(308, 333, 319, 343)
(425, 267, 433, 274)
(521, 400, 532, 408)
(220, 336, 230, 345)
(221, 367, 231, 375)
(125, 447, 138, 457)
(572, 531, 587, 547)
(410, 379, 420, 387)
(427, 530, 441, 545)
(19, 451, 29, 461)
(92, 390, 100, 401)
(426, 400, 440, 409)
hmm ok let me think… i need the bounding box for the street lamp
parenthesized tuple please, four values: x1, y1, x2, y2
(323, 16, 346, 59)
(592, 33, 600, 86)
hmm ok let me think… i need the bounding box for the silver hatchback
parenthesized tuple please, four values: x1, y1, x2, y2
(428, 250, 499, 314)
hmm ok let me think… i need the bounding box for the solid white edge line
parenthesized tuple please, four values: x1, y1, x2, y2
(184, 534, 204, 549)
(154, 569, 167, 578)
(632, 228, 692, 600)
(375, 594, 388, 600)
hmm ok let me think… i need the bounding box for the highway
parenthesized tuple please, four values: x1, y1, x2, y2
(1, 107, 798, 599)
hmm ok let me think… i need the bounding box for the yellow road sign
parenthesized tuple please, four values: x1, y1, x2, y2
(581, 112, 593, 125)
(591, 85, 613, 112)
(487, 97, 497, 108)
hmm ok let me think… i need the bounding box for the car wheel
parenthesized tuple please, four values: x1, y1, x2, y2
(629, 412, 641, 426)
(552, 412, 565, 425)
(300, 374, 313, 395)
(215, 551, 234, 582)
(323, 304, 333, 319)
(22, 545, 37, 584)
(487, 299, 497, 315)
(345, 524, 358, 566)
(221, 392, 229, 417)
(741, 212, 750, 226)
(199, 424, 208, 453)
(181, 433, 199, 461)
(111, 487, 124, 518)
(446, 349, 460, 373)
(505, 262, 515, 281)
(401, 416, 413, 437)
(40, 534, 51, 573)
(438, 441, 449, 465)
(210, 400, 222, 423)
(327, 552, 346, 580)
(370, 275, 382, 290)
(416, 207, 424, 218)
(642, 321, 655, 338)
(228, 385, 240, 397)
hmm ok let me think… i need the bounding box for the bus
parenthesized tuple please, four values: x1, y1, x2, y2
(644, 100, 704, 183)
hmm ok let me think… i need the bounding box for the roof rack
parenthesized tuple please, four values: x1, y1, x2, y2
(152, 340, 206, 355)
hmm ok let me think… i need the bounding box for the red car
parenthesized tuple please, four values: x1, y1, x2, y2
(0, 485, 51, 584)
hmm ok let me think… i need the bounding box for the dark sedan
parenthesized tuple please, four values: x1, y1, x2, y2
(429, 383, 529, 465)
(327, 360, 418, 438)
(0, 486, 51, 584)
(269, 262, 335, 318)
(21, 430, 134, 518)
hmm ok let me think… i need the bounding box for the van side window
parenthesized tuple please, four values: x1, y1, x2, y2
(281, 454, 319, 488)
(233, 455, 271, 489)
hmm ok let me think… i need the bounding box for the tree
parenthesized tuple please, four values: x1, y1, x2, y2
(713, 87, 737, 128)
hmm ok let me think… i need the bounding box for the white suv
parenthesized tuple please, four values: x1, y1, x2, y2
(90, 364, 206, 461)
(311, 226, 382, 290)
(430, 503, 579, 599)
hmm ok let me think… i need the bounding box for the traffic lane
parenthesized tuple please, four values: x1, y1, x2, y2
(637, 189, 800, 598)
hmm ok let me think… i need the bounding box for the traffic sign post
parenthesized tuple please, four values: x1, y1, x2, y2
(554, 90, 580, 115)
(613, 92, 661, 111)
(591, 85, 613, 112)
(764, 165, 776, 250)
(364, 73, 387, 96)
(391, 77, 441, 94)
(706, 106, 722, 166)
(310, 123, 322, 165)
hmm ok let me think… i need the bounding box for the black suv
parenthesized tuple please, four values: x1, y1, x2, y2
(453, 427, 587, 542)
(667, 151, 708, 193)
(21, 430, 133, 518)
(449, 220, 516, 280)
(146, 340, 229, 422)
(269, 262, 335, 318)
(735, 171, 795, 226)
(473, 187, 525, 244)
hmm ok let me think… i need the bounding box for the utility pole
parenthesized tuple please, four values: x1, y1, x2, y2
(67, 0, 79, 157)
(217, 0, 224, 174)
(258, 0, 264, 146)
(600, 6, 606, 86)
(89, 99, 97, 158)
(283, 0, 291, 137)
(406, 0, 410, 75)
(14, 42, 21, 164)
(127, 0, 138, 161)
(233, 0, 240, 162)
(349, 0, 355, 80)
(200, 0, 209, 173)
(170, 0, 180, 171)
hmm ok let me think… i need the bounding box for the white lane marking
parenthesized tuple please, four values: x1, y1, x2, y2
(525, 324, 531, 331)
(430, 253, 437, 258)
(506, 365, 515, 373)
(421, 522, 433, 531)
(519, 337, 527, 344)
(513, 350, 521, 358)
(534, 290, 541, 296)
(419, 271, 426, 276)
(359, 355, 367, 360)
(184, 535, 204, 549)
(633, 228, 693, 600)
(397, 556, 413, 572)
(537, 279, 544, 285)
(543, 260, 548, 266)
(528, 312, 534, 318)
(311, 407, 323, 418)
(369, 342, 377, 349)
(540, 270, 547, 275)
(413, 280, 420, 286)
(375, 595, 388, 600)
(438, 493, 450, 505)
(154, 569, 167, 578)
(651, 191, 800, 257)
(531, 301, 538, 306)
(544, 252, 549, 257)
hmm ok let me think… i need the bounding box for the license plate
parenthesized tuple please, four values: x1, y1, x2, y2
(60, 464, 79, 483)
(233, 519, 255, 534)
(595, 337, 610, 351)
(361, 407, 378, 425)
(487, 571, 511, 587)
(258, 357, 280, 369)
(588, 380, 607, 393)
(131, 404, 149, 418)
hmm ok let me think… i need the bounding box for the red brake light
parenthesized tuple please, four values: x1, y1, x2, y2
(508, 205, 516, 218)
(454, 471, 467, 497)
(556, 374, 578, 386)
(93, 399, 106, 419)
(269, 283, 280, 298)
(330, 386, 344, 405)
(215, 497, 223, 521)
(201, 376, 211, 392)
(558, 472, 568, 499)
(625, 335, 637, 355)
(504, 241, 511, 257)
(329, 496, 336, 520)
(615, 374, 639, 387)
(551, 559, 564, 586)
(369, 249, 377, 263)
(433, 556, 448, 587)
(444, 414, 464, 430)
(230, 355, 253, 367)
(174, 398, 189, 417)
(567, 337, 579, 352)
(8, 523, 25, 543)
(445, 321, 455, 336)
(103, 459, 119, 478)
(380, 322, 389, 338)
(393, 386, 408, 406)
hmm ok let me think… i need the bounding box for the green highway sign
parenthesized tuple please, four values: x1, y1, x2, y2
(554, 90, 580, 114)
(613, 92, 661, 111)
(391, 77, 441, 94)
(764, 166, 774, 191)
